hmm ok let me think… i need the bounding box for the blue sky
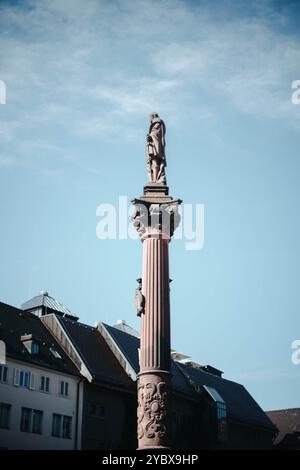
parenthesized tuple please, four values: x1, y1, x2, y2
(0, 0, 300, 411)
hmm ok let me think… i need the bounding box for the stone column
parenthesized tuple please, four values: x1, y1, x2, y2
(132, 184, 181, 449)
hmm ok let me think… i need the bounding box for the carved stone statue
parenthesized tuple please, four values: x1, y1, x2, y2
(146, 112, 167, 184)
(135, 278, 145, 317)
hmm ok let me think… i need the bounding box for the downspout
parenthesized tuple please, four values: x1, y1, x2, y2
(75, 377, 83, 450)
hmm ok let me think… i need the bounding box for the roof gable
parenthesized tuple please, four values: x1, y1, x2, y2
(0, 301, 79, 376)
(54, 316, 133, 389)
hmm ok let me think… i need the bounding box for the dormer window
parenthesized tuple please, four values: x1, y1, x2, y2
(203, 385, 228, 443)
(20, 334, 39, 355)
(31, 342, 39, 354)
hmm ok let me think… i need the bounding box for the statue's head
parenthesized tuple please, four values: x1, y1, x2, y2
(150, 112, 159, 122)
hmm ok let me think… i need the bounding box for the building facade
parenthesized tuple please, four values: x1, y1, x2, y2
(0, 294, 278, 449)
(0, 358, 82, 449)
(0, 301, 83, 449)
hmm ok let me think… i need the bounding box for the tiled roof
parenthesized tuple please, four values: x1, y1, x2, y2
(267, 408, 300, 444)
(102, 323, 276, 431)
(0, 301, 79, 376)
(103, 323, 140, 372)
(57, 316, 133, 390)
(113, 320, 140, 338)
(2, 297, 277, 432)
(177, 363, 277, 431)
(103, 323, 195, 397)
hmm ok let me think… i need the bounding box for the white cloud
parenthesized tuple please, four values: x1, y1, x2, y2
(0, 0, 299, 172)
(90, 79, 179, 116)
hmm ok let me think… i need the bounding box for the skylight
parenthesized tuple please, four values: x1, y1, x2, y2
(50, 347, 62, 359)
(203, 385, 225, 404)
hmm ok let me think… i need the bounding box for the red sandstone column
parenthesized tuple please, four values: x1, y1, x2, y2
(137, 231, 171, 449)
(133, 112, 181, 449)
(133, 197, 181, 449)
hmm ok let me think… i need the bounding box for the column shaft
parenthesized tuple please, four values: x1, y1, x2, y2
(141, 237, 170, 372)
(137, 235, 171, 449)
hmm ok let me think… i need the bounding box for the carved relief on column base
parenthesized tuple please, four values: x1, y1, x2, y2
(137, 371, 171, 449)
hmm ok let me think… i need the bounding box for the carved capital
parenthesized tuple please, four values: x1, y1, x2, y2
(131, 202, 181, 241)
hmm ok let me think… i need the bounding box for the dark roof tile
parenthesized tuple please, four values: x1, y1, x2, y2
(0, 301, 79, 376)
(178, 363, 277, 431)
(267, 408, 300, 444)
(58, 317, 133, 389)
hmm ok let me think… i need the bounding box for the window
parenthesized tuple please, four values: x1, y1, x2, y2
(0, 365, 8, 383)
(23, 339, 39, 355)
(32, 410, 43, 434)
(52, 414, 61, 437)
(20, 407, 31, 432)
(217, 402, 227, 420)
(40, 376, 50, 392)
(203, 386, 228, 442)
(20, 407, 43, 434)
(59, 381, 69, 397)
(50, 347, 62, 359)
(216, 402, 227, 442)
(19, 371, 30, 388)
(0, 403, 11, 429)
(31, 342, 39, 354)
(88, 402, 105, 419)
(52, 414, 72, 439)
(13, 369, 35, 389)
(62, 416, 72, 439)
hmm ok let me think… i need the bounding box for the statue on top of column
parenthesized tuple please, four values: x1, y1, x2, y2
(146, 112, 167, 184)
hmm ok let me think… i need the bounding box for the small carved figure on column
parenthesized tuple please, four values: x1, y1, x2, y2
(135, 278, 145, 317)
(146, 112, 167, 184)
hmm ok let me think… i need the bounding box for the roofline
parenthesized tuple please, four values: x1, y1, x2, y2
(175, 362, 277, 432)
(40, 314, 93, 383)
(266, 407, 300, 413)
(175, 362, 212, 405)
(5, 356, 81, 380)
(89, 378, 135, 395)
(97, 322, 137, 381)
(226, 415, 278, 434)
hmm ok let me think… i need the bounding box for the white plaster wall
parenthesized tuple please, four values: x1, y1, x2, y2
(0, 358, 82, 449)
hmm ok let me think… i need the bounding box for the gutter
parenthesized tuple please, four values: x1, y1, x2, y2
(74, 377, 83, 450)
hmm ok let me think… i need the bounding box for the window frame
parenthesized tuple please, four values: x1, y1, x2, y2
(88, 402, 105, 419)
(52, 413, 72, 439)
(20, 407, 43, 434)
(0, 365, 8, 383)
(0, 403, 11, 429)
(62, 415, 72, 439)
(32, 409, 43, 434)
(20, 407, 32, 433)
(40, 375, 50, 393)
(216, 401, 228, 442)
(52, 413, 62, 437)
(59, 380, 69, 397)
(19, 370, 30, 388)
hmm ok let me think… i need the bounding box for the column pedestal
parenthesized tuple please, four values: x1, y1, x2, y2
(137, 370, 171, 449)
